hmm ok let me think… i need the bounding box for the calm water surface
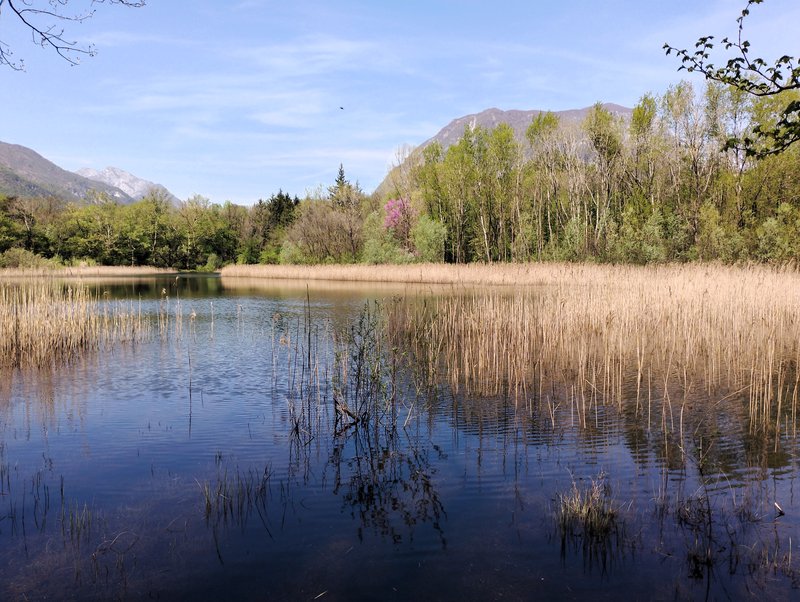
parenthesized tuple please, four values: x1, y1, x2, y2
(0, 275, 798, 600)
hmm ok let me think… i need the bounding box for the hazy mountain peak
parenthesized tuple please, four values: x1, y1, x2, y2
(0, 140, 133, 203)
(426, 103, 633, 150)
(76, 166, 178, 203)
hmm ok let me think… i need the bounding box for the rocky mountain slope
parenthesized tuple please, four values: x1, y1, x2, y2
(77, 166, 178, 203)
(0, 141, 133, 203)
(0, 140, 176, 204)
(423, 103, 631, 150)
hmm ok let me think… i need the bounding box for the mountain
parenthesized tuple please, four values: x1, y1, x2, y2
(375, 103, 632, 197)
(76, 166, 179, 204)
(0, 141, 133, 203)
(423, 103, 632, 151)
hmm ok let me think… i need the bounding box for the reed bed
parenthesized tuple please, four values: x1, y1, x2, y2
(221, 261, 655, 286)
(384, 263, 800, 435)
(0, 282, 150, 368)
(0, 266, 177, 278)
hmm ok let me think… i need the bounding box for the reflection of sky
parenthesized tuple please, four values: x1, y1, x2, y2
(0, 279, 799, 599)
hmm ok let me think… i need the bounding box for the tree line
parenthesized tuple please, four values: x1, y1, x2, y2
(405, 82, 800, 264)
(0, 190, 298, 269)
(2, 80, 799, 269)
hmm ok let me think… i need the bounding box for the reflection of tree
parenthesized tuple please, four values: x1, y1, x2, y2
(326, 301, 446, 545)
(327, 424, 446, 547)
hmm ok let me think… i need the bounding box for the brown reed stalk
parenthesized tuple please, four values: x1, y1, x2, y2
(0, 281, 151, 368)
(383, 263, 800, 435)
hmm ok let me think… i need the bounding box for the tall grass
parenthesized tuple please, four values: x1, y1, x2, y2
(0, 282, 150, 368)
(221, 261, 627, 286)
(226, 262, 800, 436)
(383, 263, 800, 435)
(0, 265, 176, 278)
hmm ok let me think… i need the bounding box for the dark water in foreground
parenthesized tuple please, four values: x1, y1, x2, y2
(0, 275, 798, 601)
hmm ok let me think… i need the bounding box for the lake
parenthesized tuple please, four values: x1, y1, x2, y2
(0, 273, 798, 601)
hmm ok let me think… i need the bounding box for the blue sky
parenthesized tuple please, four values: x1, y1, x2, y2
(2, 0, 798, 204)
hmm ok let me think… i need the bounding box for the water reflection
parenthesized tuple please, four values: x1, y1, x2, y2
(0, 277, 799, 600)
(327, 424, 447, 547)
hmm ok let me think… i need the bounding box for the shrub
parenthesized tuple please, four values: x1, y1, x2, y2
(410, 216, 446, 263)
(755, 203, 800, 262)
(202, 253, 222, 271)
(0, 247, 54, 269)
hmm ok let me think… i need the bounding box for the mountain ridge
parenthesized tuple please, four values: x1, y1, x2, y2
(423, 103, 632, 150)
(77, 166, 179, 204)
(0, 141, 176, 204)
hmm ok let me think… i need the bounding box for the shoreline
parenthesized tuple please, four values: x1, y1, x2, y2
(219, 261, 798, 287)
(0, 266, 179, 278)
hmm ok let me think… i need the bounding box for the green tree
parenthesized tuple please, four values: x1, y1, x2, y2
(525, 111, 563, 258)
(125, 192, 178, 267)
(583, 103, 623, 255)
(0, 196, 27, 251)
(326, 165, 365, 260)
(410, 215, 446, 263)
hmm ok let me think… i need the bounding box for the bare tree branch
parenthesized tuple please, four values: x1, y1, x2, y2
(0, 0, 145, 70)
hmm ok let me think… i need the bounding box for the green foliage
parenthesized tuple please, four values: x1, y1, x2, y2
(202, 253, 222, 272)
(361, 237, 414, 264)
(555, 217, 589, 262)
(584, 103, 622, 166)
(631, 94, 657, 139)
(360, 211, 413, 264)
(258, 247, 281, 265)
(611, 208, 668, 264)
(0, 247, 54, 268)
(278, 241, 311, 265)
(695, 202, 747, 262)
(411, 215, 447, 263)
(526, 111, 560, 146)
(664, 0, 800, 156)
(755, 203, 800, 262)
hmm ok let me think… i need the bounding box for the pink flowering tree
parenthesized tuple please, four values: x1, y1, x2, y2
(383, 197, 416, 250)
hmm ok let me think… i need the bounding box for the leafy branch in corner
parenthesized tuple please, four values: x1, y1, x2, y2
(0, 0, 145, 70)
(664, 0, 799, 157)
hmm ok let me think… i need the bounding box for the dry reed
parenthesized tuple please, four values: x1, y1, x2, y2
(381, 263, 800, 435)
(221, 261, 632, 286)
(557, 473, 618, 540)
(0, 282, 150, 368)
(0, 265, 177, 278)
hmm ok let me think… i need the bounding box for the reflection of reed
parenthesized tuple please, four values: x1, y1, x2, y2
(328, 303, 447, 545)
(327, 426, 447, 546)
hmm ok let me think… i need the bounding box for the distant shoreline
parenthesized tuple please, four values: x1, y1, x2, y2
(0, 266, 179, 278)
(219, 262, 798, 287)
